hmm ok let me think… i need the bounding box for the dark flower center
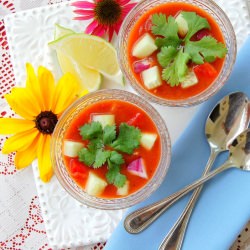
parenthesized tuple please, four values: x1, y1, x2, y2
(35, 111, 58, 134)
(94, 0, 122, 26)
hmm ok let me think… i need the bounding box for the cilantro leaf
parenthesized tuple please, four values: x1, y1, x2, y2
(162, 50, 190, 86)
(114, 173, 127, 188)
(181, 11, 210, 41)
(78, 148, 95, 166)
(111, 123, 141, 154)
(88, 138, 103, 151)
(106, 165, 120, 183)
(93, 149, 110, 168)
(106, 165, 126, 188)
(157, 46, 178, 68)
(80, 121, 103, 140)
(103, 125, 116, 145)
(185, 36, 228, 64)
(109, 151, 125, 165)
(152, 14, 181, 48)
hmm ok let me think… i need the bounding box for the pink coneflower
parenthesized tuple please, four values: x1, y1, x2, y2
(72, 0, 137, 41)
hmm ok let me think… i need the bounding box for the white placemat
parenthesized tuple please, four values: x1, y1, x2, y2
(3, 0, 250, 248)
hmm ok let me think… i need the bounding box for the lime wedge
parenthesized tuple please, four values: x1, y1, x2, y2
(49, 33, 120, 76)
(54, 23, 75, 39)
(52, 25, 101, 92)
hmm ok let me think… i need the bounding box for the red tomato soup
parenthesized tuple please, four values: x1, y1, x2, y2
(128, 2, 226, 100)
(63, 100, 161, 199)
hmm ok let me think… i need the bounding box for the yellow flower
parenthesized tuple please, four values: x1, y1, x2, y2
(0, 63, 82, 182)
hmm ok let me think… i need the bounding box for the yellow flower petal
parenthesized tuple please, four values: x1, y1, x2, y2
(2, 128, 39, 154)
(15, 135, 39, 169)
(38, 66, 55, 111)
(5, 87, 41, 120)
(52, 73, 80, 115)
(26, 63, 44, 110)
(37, 134, 53, 182)
(0, 118, 35, 134)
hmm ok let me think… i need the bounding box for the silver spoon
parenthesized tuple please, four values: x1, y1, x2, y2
(124, 92, 249, 235)
(159, 127, 250, 249)
(159, 92, 250, 250)
(159, 92, 249, 250)
(126, 127, 250, 249)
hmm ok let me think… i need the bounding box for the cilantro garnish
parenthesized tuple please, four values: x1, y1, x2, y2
(80, 121, 103, 140)
(151, 14, 181, 48)
(161, 49, 190, 87)
(151, 11, 227, 86)
(185, 36, 228, 64)
(111, 123, 141, 154)
(78, 122, 141, 187)
(106, 164, 127, 188)
(181, 11, 210, 41)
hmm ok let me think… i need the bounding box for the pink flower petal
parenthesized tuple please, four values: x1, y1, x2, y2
(108, 27, 115, 42)
(113, 23, 122, 34)
(73, 15, 94, 20)
(73, 9, 95, 16)
(122, 3, 137, 12)
(85, 19, 99, 34)
(92, 24, 106, 37)
(71, 1, 95, 8)
(117, 0, 131, 6)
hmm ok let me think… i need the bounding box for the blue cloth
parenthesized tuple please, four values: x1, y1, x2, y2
(105, 36, 250, 250)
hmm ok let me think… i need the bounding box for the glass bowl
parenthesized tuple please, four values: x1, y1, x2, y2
(117, 0, 237, 107)
(51, 89, 171, 210)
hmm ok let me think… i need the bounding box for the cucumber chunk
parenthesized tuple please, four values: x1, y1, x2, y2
(181, 70, 198, 88)
(176, 13, 189, 37)
(140, 133, 157, 150)
(64, 140, 84, 157)
(117, 181, 129, 196)
(92, 114, 115, 128)
(132, 33, 157, 59)
(141, 66, 162, 90)
(85, 172, 108, 196)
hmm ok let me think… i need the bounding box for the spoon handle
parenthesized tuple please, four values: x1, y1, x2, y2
(124, 160, 231, 234)
(158, 149, 219, 250)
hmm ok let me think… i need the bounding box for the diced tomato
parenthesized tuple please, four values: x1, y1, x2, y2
(127, 113, 142, 127)
(195, 29, 211, 40)
(69, 158, 89, 179)
(194, 63, 217, 78)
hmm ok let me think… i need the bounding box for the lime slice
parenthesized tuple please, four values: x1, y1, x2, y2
(52, 25, 101, 92)
(54, 23, 75, 39)
(49, 33, 120, 76)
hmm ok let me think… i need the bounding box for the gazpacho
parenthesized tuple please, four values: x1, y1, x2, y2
(128, 2, 227, 100)
(63, 100, 161, 198)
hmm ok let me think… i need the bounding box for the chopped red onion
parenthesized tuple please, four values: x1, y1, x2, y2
(133, 60, 151, 74)
(127, 158, 148, 179)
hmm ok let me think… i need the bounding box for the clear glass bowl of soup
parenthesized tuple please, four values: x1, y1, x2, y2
(51, 89, 171, 209)
(118, 0, 236, 106)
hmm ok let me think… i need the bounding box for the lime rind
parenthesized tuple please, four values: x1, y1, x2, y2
(54, 23, 75, 39)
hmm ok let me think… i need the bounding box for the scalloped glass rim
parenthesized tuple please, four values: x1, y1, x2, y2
(51, 89, 171, 210)
(117, 0, 237, 107)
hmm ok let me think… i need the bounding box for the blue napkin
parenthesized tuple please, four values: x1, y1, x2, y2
(105, 36, 250, 250)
